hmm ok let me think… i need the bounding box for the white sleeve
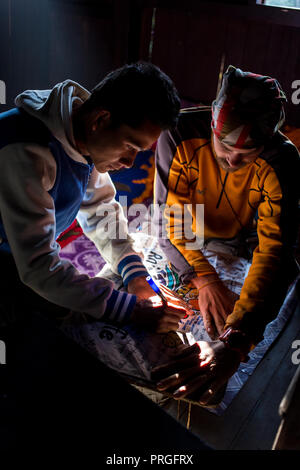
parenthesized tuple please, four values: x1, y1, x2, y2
(77, 168, 149, 284)
(0, 143, 136, 323)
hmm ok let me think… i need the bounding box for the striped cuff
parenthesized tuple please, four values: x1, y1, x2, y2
(104, 290, 137, 324)
(118, 255, 149, 286)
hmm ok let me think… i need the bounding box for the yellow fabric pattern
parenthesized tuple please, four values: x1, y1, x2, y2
(161, 133, 288, 332)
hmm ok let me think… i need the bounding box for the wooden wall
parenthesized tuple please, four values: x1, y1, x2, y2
(0, 0, 300, 125)
(0, 0, 130, 110)
(139, 0, 300, 125)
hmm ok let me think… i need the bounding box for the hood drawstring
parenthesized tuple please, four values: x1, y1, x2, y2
(216, 171, 228, 209)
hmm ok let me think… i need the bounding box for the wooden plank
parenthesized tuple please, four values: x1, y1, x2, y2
(138, 6, 154, 61)
(224, 17, 248, 71)
(272, 365, 300, 449)
(230, 334, 300, 449)
(150, 7, 228, 103)
(165, 9, 189, 97)
(139, 1, 300, 28)
(0, 0, 118, 106)
(112, 0, 130, 67)
(240, 20, 272, 74)
(183, 10, 227, 103)
(2, 1, 46, 108)
(262, 23, 300, 126)
(5, 0, 50, 105)
(48, 3, 114, 90)
(263, 24, 292, 86)
(138, 3, 300, 125)
(150, 8, 189, 89)
(285, 26, 300, 126)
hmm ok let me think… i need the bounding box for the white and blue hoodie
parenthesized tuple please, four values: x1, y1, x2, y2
(0, 80, 149, 323)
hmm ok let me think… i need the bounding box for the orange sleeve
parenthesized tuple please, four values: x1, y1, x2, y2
(155, 130, 216, 283)
(225, 166, 291, 339)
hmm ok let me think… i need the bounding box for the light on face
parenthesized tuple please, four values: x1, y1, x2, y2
(226, 152, 244, 166)
(213, 134, 263, 171)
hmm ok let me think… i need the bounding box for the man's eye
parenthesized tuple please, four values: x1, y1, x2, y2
(126, 144, 135, 151)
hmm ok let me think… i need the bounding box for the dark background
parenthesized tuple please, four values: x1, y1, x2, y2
(0, 0, 300, 123)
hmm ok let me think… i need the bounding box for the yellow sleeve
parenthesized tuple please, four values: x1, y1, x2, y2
(154, 130, 216, 283)
(225, 167, 292, 340)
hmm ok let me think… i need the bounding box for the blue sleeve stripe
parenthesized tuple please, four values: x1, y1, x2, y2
(120, 262, 144, 277)
(123, 268, 149, 286)
(118, 254, 144, 275)
(114, 293, 134, 322)
(121, 295, 136, 323)
(103, 290, 121, 319)
(104, 290, 136, 324)
(121, 263, 147, 279)
(111, 292, 127, 320)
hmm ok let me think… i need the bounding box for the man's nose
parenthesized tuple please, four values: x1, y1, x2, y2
(120, 149, 138, 168)
(228, 153, 243, 166)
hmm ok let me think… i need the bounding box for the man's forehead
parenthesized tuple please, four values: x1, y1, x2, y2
(215, 135, 260, 153)
(125, 122, 161, 149)
(223, 142, 258, 152)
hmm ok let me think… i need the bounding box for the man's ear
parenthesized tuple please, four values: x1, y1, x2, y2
(91, 109, 111, 131)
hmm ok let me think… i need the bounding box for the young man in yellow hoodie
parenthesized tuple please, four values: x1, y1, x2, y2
(153, 66, 300, 404)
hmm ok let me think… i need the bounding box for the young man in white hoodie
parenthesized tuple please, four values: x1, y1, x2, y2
(0, 62, 187, 332)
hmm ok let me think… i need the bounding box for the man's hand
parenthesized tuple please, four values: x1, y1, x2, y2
(127, 276, 157, 299)
(130, 295, 188, 333)
(192, 275, 239, 339)
(151, 340, 241, 405)
(127, 277, 194, 333)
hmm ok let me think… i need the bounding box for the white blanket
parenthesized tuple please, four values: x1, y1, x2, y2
(63, 232, 299, 415)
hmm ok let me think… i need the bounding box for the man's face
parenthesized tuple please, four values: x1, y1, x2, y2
(213, 134, 264, 173)
(84, 115, 161, 173)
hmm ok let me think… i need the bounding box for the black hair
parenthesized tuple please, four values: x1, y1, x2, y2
(81, 62, 180, 130)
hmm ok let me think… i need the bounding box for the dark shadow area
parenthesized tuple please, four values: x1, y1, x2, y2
(0, 310, 211, 456)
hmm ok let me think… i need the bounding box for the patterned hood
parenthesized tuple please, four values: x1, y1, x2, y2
(211, 65, 287, 149)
